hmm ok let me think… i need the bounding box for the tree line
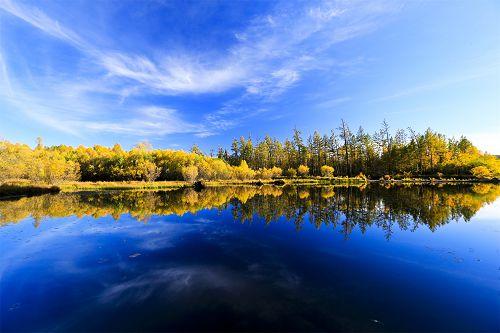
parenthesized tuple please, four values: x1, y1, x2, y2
(0, 139, 273, 183)
(220, 120, 498, 179)
(0, 121, 498, 184)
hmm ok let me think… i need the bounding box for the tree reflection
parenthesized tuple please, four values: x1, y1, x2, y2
(1, 184, 498, 239)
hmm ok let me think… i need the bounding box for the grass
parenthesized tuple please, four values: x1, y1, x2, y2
(2, 176, 495, 198)
(0, 182, 60, 198)
(59, 180, 190, 192)
(58, 178, 353, 191)
(0, 177, 366, 197)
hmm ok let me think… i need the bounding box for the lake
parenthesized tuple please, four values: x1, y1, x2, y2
(1, 184, 499, 332)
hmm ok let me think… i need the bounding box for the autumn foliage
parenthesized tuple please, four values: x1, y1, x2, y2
(1, 121, 499, 184)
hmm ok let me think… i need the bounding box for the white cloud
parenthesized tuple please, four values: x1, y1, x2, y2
(76, 106, 203, 136)
(0, 0, 88, 48)
(1, 0, 395, 97)
(0, 63, 207, 137)
(99, 53, 247, 95)
(308, 6, 345, 21)
(0, 0, 399, 137)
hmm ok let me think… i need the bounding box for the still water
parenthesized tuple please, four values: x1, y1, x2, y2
(1, 184, 499, 332)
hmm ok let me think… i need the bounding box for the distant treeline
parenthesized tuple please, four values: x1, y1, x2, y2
(219, 120, 498, 179)
(0, 121, 498, 183)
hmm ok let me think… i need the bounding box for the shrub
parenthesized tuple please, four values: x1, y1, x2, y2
(298, 165, 309, 177)
(233, 160, 255, 180)
(320, 165, 334, 177)
(270, 166, 283, 178)
(285, 168, 297, 178)
(383, 174, 391, 181)
(471, 166, 492, 179)
(471, 183, 491, 194)
(256, 168, 273, 180)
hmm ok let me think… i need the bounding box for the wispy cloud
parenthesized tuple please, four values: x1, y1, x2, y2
(0, 79, 207, 137)
(0, 51, 207, 137)
(372, 64, 500, 102)
(1, 0, 245, 96)
(0, 0, 399, 138)
(203, 1, 399, 129)
(1, 0, 397, 96)
(315, 96, 351, 109)
(75, 106, 204, 136)
(0, 49, 12, 95)
(0, 0, 86, 47)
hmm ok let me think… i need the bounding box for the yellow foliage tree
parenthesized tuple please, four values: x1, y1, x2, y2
(181, 165, 199, 182)
(471, 166, 492, 179)
(233, 160, 256, 180)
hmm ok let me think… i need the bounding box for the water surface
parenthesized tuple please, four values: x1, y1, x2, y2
(1, 184, 499, 332)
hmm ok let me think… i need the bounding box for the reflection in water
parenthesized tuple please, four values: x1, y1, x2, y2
(1, 184, 498, 239)
(1, 184, 499, 332)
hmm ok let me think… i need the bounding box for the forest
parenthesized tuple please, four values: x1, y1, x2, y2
(0, 121, 498, 184)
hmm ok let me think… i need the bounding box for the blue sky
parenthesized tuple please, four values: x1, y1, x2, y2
(0, 0, 498, 153)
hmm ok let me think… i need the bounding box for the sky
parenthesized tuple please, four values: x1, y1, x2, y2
(0, 0, 498, 153)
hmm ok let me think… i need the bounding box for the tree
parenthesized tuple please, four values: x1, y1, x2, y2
(339, 119, 352, 176)
(231, 139, 240, 164)
(36, 137, 44, 150)
(1, 121, 497, 183)
(182, 165, 199, 182)
(293, 127, 306, 167)
(190, 144, 203, 155)
(142, 161, 161, 182)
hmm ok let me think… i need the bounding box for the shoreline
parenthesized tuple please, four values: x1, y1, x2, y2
(1, 177, 497, 198)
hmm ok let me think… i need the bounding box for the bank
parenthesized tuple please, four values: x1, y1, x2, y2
(1, 177, 497, 198)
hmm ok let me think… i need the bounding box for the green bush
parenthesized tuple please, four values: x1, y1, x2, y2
(285, 168, 297, 177)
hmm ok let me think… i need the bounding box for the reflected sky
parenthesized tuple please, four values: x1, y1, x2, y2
(1, 185, 499, 332)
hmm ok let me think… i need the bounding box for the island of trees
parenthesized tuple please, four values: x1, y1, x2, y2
(0, 120, 498, 186)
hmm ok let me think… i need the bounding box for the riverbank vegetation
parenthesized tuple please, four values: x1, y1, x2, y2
(0, 182, 60, 198)
(221, 121, 499, 180)
(1, 122, 498, 187)
(0, 177, 368, 197)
